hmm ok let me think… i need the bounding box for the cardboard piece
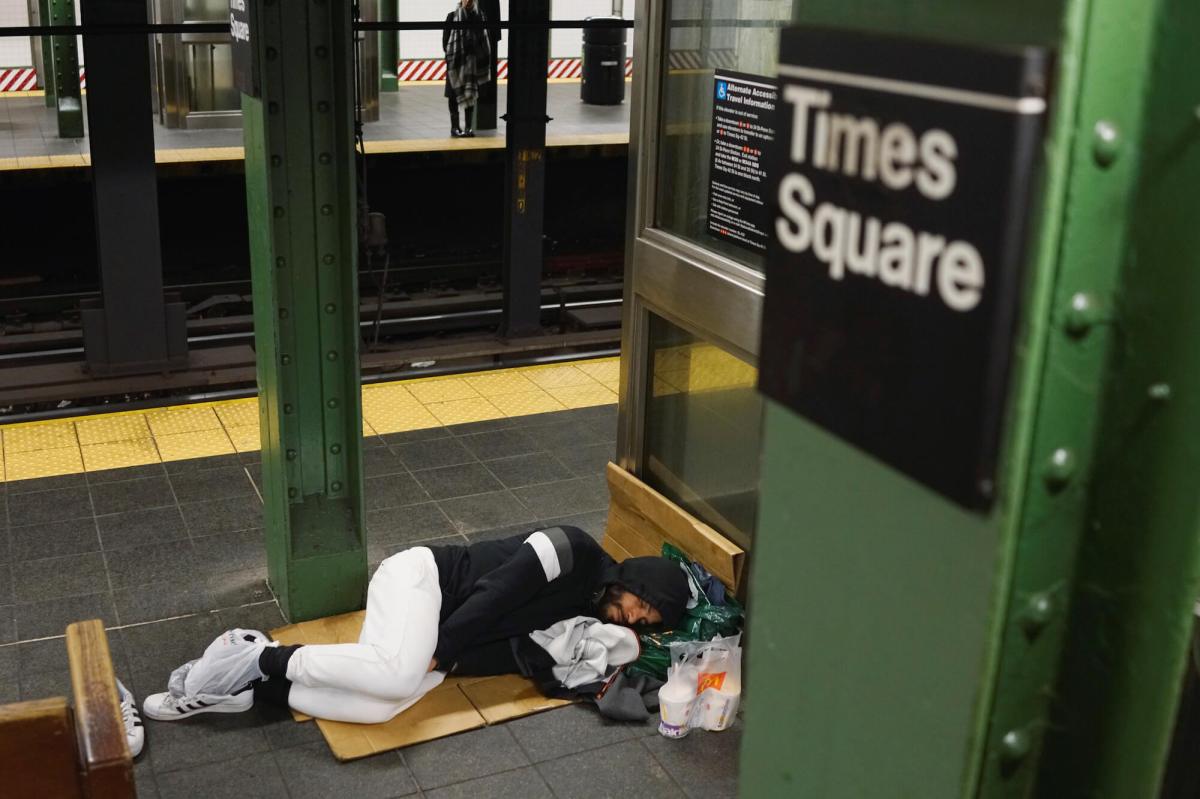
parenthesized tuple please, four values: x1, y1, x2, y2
(460, 672, 568, 725)
(603, 462, 745, 591)
(269, 613, 572, 761)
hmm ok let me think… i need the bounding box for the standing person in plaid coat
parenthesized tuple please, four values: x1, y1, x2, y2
(443, 0, 492, 138)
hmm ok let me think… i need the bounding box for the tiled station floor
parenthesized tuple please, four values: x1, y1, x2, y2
(0, 357, 741, 799)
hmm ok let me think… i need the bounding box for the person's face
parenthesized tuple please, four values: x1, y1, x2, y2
(601, 588, 663, 627)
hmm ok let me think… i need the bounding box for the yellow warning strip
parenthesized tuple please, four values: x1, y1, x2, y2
(0, 131, 627, 172)
(0, 357, 621, 483)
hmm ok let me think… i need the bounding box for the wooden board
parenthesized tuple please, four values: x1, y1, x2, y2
(603, 462, 745, 591)
(0, 697, 84, 798)
(66, 620, 135, 797)
(269, 614, 575, 761)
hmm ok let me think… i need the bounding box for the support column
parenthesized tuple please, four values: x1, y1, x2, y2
(500, 1, 549, 338)
(79, 0, 187, 377)
(241, 0, 368, 622)
(47, 0, 82, 138)
(475, 0, 502, 130)
(379, 0, 398, 92)
(30, 0, 54, 106)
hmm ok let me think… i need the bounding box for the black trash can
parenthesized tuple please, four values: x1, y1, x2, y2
(581, 16, 626, 105)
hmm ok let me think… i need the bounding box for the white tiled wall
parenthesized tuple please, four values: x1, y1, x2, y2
(398, 0, 634, 61)
(0, 0, 32, 66)
(1, 0, 632, 67)
(0, 0, 84, 68)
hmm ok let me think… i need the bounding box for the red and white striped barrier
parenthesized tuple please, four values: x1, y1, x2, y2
(1, 55, 644, 93)
(0, 67, 36, 92)
(0, 66, 87, 93)
(395, 57, 633, 83)
(666, 50, 737, 70)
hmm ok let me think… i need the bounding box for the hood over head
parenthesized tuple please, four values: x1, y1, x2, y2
(601, 556, 691, 629)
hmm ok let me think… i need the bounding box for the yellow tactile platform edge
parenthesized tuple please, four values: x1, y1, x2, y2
(0, 132, 629, 173)
(0, 358, 620, 483)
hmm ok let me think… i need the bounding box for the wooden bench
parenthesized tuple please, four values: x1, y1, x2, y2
(0, 620, 135, 798)
(602, 461, 745, 593)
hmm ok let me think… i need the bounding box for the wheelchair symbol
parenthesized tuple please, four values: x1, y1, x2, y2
(716, 81, 728, 100)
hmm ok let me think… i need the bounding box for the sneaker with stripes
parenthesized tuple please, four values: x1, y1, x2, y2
(116, 680, 144, 756)
(141, 683, 255, 721)
(142, 628, 268, 722)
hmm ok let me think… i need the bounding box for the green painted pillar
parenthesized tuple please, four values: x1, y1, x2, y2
(48, 0, 82, 137)
(35, 0, 55, 107)
(240, 0, 368, 622)
(1033, 0, 1200, 792)
(380, 1, 398, 92)
(740, 0, 1200, 797)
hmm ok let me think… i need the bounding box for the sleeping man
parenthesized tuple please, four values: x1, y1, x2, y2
(141, 525, 690, 724)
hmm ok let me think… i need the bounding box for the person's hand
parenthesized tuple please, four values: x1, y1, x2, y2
(428, 657, 439, 673)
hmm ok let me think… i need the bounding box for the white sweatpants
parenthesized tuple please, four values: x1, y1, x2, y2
(284, 547, 446, 724)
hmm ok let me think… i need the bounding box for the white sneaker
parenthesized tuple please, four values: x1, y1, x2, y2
(116, 680, 144, 757)
(142, 684, 255, 721)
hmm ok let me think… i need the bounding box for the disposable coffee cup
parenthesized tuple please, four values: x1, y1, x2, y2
(659, 694, 694, 739)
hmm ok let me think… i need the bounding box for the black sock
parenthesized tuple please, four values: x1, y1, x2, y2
(253, 675, 292, 708)
(258, 643, 302, 679)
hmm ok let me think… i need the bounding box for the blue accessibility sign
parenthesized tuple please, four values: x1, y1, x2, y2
(716, 80, 728, 100)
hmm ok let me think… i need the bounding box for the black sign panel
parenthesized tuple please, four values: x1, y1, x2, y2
(758, 28, 1049, 510)
(230, 0, 258, 98)
(707, 71, 779, 253)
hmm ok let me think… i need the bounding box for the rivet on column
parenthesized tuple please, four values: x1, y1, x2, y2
(1064, 292, 1100, 336)
(1043, 447, 1076, 491)
(1092, 120, 1120, 166)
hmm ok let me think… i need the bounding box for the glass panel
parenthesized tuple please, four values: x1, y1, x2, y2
(187, 42, 238, 113)
(654, 0, 795, 270)
(643, 313, 763, 549)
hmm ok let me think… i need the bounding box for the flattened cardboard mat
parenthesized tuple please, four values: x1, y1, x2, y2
(270, 611, 572, 761)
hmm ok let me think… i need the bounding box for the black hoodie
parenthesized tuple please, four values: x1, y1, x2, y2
(426, 526, 689, 673)
(600, 556, 691, 630)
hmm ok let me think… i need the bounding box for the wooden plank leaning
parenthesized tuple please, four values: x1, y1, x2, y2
(66, 619, 135, 798)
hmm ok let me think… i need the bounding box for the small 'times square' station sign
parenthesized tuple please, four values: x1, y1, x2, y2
(758, 28, 1050, 510)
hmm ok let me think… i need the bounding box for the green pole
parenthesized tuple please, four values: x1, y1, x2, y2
(36, 0, 55, 107)
(380, 0, 398, 92)
(48, 0, 82, 137)
(739, 0, 1200, 796)
(241, 0, 368, 622)
(1034, 0, 1200, 792)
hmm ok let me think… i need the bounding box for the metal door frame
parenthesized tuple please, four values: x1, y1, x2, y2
(616, 0, 765, 474)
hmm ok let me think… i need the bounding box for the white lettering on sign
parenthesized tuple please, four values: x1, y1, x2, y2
(230, 7, 251, 44)
(777, 84, 981, 312)
(776, 173, 984, 312)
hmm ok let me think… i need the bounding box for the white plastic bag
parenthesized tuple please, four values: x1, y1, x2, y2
(657, 634, 742, 738)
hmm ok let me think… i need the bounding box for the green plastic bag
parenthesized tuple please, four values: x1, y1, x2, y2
(626, 543, 744, 681)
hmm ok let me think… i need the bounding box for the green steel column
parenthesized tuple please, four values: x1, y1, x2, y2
(241, 0, 368, 622)
(740, 0, 1200, 797)
(380, 1, 398, 92)
(1034, 0, 1200, 792)
(48, 0, 82, 137)
(35, 0, 55, 107)
(975, 0, 1176, 795)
